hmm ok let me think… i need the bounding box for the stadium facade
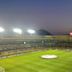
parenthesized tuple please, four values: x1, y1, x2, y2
(0, 35, 72, 58)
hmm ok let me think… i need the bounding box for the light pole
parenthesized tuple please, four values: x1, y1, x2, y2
(0, 27, 5, 32)
(13, 28, 22, 35)
(27, 29, 35, 35)
(68, 32, 72, 48)
(70, 32, 72, 36)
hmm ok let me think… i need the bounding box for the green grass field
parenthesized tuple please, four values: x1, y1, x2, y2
(0, 50, 72, 72)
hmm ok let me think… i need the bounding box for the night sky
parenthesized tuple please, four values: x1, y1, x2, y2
(0, 0, 72, 34)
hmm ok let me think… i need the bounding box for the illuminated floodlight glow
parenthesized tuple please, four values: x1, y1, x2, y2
(27, 29, 35, 34)
(0, 27, 5, 32)
(13, 28, 22, 34)
(70, 32, 72, 36)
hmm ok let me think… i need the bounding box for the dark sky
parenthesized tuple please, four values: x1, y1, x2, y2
(0, 0, 72, 34)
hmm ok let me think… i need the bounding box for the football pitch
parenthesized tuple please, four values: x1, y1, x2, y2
(0, 50, 72, 72)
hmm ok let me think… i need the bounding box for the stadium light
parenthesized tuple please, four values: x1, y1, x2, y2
(70, 32, 72, 36)
(0, 27, 5, 32)
(13, 28, 22, 34)
(27, 29, 35, 34)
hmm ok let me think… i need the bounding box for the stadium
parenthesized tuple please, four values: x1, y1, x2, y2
(0, 0, 72, 72)
(0, 34, 72, 72)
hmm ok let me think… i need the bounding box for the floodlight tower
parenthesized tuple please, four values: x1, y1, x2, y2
(27, 29, 35, 35)
(0, 27, 5, 32)
(69, 32, 72, 41)
(70, 32, 72, 36)
(13, 28, 22, 34)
